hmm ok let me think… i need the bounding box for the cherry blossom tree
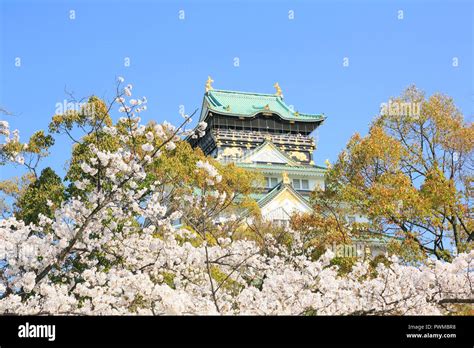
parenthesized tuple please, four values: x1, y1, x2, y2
(0, 79, 472, 315)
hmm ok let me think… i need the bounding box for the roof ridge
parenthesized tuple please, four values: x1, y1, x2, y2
(201, 89, 327, 123)
(210, 89, 279, 98)
(283, 183, 313, 208)
(257, 182, 284, 207)
(257, 182, 312, 209)
(237, 162, 327, 172)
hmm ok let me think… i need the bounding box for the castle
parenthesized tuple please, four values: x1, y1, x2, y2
(188, 78, 327, 226)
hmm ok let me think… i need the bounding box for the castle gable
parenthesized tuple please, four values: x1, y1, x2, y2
(239, 141, 297, 166)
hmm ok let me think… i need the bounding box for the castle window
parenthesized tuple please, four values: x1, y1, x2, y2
(302, 179, 309, 190)
(266, 177, 278, 188)
(293, 179, 309, 190)
(273, 219, 290, 228)
(292, 179, 301, 189)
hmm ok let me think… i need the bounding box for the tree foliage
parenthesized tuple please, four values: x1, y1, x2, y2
(308, 86, 473, 261)
(15, 167, 65, 225)
(0, 81, 472, 315)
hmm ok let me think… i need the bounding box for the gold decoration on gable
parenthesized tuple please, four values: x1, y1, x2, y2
(205, 76, 214, 92)
(289, 151, 307, 162)
(282, 171, 290, 184)
(273, 82, 283, 97)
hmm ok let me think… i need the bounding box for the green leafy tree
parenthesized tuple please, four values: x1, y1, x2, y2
(309, 86, 473, 261)
(15, 167, 65, 225)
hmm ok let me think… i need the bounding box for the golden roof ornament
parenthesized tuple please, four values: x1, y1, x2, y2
(282, 171, 290, 185)
(205, 76, 214, 92)
(273, 82, 283, 97)
(264, 104, 270, 111)
(325, 159, 332, 169)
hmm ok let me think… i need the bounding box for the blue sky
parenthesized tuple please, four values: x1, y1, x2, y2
(0, 0, 472, 180)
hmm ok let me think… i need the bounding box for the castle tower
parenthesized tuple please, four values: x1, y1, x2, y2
(188, 78, 327, 225)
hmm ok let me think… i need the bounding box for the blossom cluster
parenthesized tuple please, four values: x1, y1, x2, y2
(0, 120, 24, 165)
(196, 160, 222, 185)
(1, 207, 472, 315)
(0, 79, 472, 316)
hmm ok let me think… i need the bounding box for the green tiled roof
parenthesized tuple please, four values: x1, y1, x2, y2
(256, 183, 284, 208)
(256, 182, 311, 208)
(202, 89, 326, 122)
(353, 232, 402, 243)
(237, 162, 327, 176)
(249, 192, 267, 201)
